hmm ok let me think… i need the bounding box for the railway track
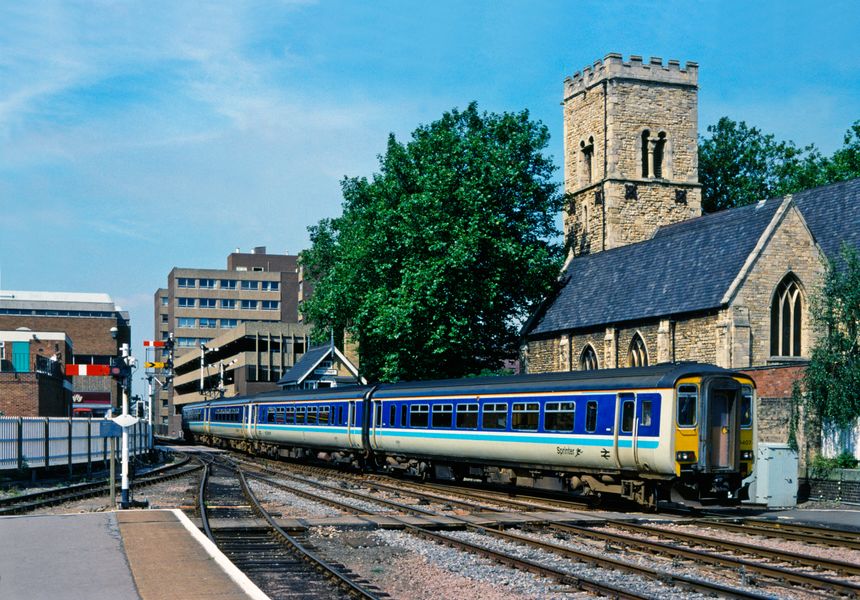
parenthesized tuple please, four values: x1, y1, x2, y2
(197, 455, 382, 600)
(237, 453, 860, 598)
(245, 464, 773, 599)
(0, 454, 198, 515)
(694, 516, 860, 550)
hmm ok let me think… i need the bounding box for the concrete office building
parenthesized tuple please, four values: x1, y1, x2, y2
(153, 247, 304, 433)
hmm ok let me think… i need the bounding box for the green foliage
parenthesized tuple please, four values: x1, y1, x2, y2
(801, 244, 860, 429)
(699, 118, 860, 212)
(301, 102, 565, 382)
(808, 452, 859, 479)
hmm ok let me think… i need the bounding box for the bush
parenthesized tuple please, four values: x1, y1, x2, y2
(808, 451, 859, 478)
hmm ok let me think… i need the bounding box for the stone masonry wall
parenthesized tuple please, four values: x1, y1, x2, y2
(603, 180, 701, 249)
(729, 204, 826, 366)
(673, 313, 720, 364)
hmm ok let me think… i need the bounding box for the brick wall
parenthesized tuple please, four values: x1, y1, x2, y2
(0, 373, 68, 416)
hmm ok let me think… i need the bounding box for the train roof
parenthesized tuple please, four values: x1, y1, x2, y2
(371, 362, 750, 398)
(182, 363, 752, 411)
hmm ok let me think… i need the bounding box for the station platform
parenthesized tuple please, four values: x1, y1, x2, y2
(0, 509, 268, 600)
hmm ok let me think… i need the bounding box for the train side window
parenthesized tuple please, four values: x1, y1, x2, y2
(400, 405, 407, 427)
(319, 406, 330, 425)
(410, 404, 429, 427)
(339, 406, 344, 425)
(456, 403, 478, 429)
(585, 401, 598, 433)
(741, 386, 753, 428)
(482, 403, 508, 430)
(621, 400, 635, 433)
(389, 405, 396, 426)
(267, 408, 275, 424)
(307, 407, 318, 425)
(432, 404, 453, 428)
(348, 403, 355, 424)
(375, 404, 382, 427)
(295, 407, 306, 424)
(641, 400, 652, 427)
(677, 385, 698, 427)
(284, 407, 295, 424)
(545, 402, 575, 432)
(512, 402, 539, 431)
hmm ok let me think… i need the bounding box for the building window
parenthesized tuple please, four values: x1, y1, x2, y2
(580, 344, 599, 371)
(653, 132, 666, 178)
(160, 296, 168, 306)
(241, 280, 259, 291)
(580, 136, 594, 185)
(770, 274, 803, 357)
(262, 300, 279, 311)
(262, 281, 280, 292)
(627, 333, 648, 367)
(199, 299, 216, 309)
(177, 297, 195, 308)
(161, 314, 168, 323)
(199, 318, 217, 328)
(199, 278, 216, 289)
(221, 299, 236, 309)
(177, 317, 196, 328)
(221, 319, 238, 329)
(177, 277, 195, 288)
(641, 130, 650, 177)
(177, 337, 197, 347)
(241, 299, 258, 310)
(221, 279, 237, 290)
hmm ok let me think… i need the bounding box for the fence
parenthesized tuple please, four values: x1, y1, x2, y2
(0, 417, 151, 473)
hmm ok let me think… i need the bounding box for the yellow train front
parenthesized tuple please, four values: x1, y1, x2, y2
(670, 368, 755, 504)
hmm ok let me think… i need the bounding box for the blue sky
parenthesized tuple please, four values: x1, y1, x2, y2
(1, 1, 858, 374)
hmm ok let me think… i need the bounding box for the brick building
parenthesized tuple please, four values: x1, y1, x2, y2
(0, 291, 130, 416)
(521, 53, 860, 458)
(0, 330, 72, 416)
(154, 247, 303, 433)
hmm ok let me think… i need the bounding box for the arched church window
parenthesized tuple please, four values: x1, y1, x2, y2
(770, 274, 803, 357)
(653, 132, 666, 178)
(627, 333, 648, 368)
(581, 136, 594, 185)
(641, 130, 650, 177)
(580, 345, 599, 371)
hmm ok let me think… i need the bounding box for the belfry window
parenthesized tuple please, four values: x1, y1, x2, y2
(627, 334, 648, 368)
(641, 130, 650, 177)
(581, 136, 594, 185)
(580, 345, 599, 371)
(770, 274, 803, 357)
(653, 132, 666, 178)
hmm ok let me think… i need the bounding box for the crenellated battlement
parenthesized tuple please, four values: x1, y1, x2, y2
(564, 53, 698, 97)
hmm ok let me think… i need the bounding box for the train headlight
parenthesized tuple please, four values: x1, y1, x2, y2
(741, 450, 754, 460)
(676, 451, 697, 462)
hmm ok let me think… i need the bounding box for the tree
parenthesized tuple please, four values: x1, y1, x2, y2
(801, 244, 860, 431)
(301, 102, 565, 382)
(698, 118, 860, 212)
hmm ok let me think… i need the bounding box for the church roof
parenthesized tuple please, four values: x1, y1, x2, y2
(793, 178, 860, 265)
(526, 178, 860, 337)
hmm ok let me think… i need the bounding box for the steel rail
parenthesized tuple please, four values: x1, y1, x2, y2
(247, 469, 768, 599)
(235, 467, 381, 600)
(610, 520, 860, 577)
(695, 518, 860, 550)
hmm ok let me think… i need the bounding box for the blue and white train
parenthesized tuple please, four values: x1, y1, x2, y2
(182, 362, 756, 508)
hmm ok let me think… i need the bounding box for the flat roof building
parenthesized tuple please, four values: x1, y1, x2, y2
(0, 290, 130, 416)
(154, 247, 304, 433)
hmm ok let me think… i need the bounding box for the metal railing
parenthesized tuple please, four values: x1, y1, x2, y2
(0, 417, 151, 472)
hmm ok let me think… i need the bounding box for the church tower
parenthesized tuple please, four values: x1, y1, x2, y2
(563, 53, 702, 257)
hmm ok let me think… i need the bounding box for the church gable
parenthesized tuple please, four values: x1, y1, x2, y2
(526, 196, 782, 337)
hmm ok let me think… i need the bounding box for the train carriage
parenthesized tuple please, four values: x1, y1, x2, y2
(182, 362, 755, 508)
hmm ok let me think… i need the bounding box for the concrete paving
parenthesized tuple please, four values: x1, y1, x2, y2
(0, 510, 268, 600)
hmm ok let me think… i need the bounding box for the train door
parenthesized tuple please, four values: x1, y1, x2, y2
(370, 400, 381, 448)
(244, 404, 254, 439)
(615, 393, 636, 469)
(347, 401, 357, 447)
(702, 378, 741, 471)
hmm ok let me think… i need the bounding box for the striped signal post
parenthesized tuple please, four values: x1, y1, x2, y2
(144, 334, 174, 444)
